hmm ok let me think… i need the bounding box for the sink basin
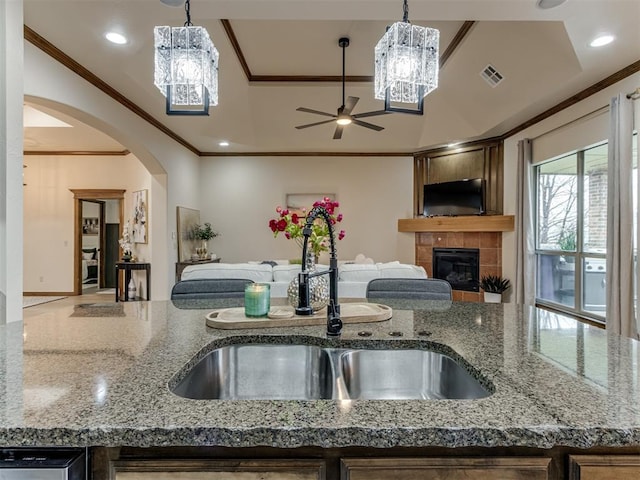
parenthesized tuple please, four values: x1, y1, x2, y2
(171, 344, 491, 401)
(172, 344, 334, 400)
(340, 349, 490, 400)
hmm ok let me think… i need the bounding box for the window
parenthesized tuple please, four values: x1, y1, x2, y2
(534, 143, 608, 321)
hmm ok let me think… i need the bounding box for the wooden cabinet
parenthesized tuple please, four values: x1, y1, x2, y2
(341, 457, 551, 480)
(569, 455, 640, 480)
(98, 449, 640, 480)
(111, 459, 325, 480)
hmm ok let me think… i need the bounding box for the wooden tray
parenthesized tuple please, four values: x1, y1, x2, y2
(205, 303, 392, 329)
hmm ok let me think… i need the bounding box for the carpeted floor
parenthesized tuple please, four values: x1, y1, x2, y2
(23, 296, 67, 308)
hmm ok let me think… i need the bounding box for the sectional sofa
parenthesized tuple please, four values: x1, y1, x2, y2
(179, 261, 428, 299)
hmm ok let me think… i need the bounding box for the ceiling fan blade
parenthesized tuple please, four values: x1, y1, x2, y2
(353, 110, 391, 119)
(333, 125, 345, 140)
(296, 119, 336, 130)
(352, 119, 385, 132)
(296, 107, 336, 118)
(342, 96, 359, 116)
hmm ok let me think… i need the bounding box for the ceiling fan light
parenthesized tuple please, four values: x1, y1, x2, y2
(153, 1, 219, 115)
(336, 117, 352, 126)
(374, 21, 439, 104)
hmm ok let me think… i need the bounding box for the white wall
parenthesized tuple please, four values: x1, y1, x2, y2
(0, 0, 23, 323)
(502, 71, 640, 290)
(199, 156, 415, 265)
(24, 42, 202, 299)
(23, 154, 151, 293)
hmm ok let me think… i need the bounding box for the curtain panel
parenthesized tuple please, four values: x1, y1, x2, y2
(515, 139, 536, 305)
(606, 93, 637, 338)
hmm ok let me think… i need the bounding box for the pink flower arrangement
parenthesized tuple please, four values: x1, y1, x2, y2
(268, 197, 345, 258)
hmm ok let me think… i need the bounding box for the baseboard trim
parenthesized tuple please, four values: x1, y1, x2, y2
(24, 291, 75, 296)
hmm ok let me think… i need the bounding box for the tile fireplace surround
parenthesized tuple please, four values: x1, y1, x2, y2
(416, 232, 502, 302)
(398, 215, 514, 302)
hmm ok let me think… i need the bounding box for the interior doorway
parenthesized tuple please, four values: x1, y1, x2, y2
(71, 189, 125, 296)
(80, 199, 104, 293)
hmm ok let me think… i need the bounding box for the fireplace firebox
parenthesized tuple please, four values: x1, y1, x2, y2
(432, 248, 480, 292)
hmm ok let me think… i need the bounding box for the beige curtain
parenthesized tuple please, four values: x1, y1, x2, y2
(515, 139, 536, 305)
(606, 93, 637, 338)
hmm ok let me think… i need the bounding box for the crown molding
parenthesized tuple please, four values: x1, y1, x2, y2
(500, 58, 640, 140)
(24, 25, 200, 156)
(23, 24, 640, 159)
(24, 150, 130, 156)
(220, 20, 475, 83)
(199, 151, 412, 157)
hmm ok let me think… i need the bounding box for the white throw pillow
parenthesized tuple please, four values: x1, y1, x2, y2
(181, 263, 274, 282)
(339, 264, 381, 282)
(272, 265, 301, 283)
(377, 262, 427, 279)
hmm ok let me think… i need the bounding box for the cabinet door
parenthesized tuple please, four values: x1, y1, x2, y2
(341, 457, 550, 480)
(569, 455, 640, 480)
(111, 459, 325, 480)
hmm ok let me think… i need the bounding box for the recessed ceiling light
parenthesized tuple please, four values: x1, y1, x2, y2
(590, 34, 615, 47)
(536, 0, 567, 9)
(105, 32, 127, 45)
(219, 141, 229, 147)
(160, 0, 185, 6)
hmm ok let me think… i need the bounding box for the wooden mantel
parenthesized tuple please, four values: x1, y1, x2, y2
(398, 215, 515, 233)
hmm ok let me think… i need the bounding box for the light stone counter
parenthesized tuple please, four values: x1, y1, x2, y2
(1, 299, 639, 449)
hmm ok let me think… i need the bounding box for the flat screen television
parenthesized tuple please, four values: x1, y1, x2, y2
(423, 178, 485, 216)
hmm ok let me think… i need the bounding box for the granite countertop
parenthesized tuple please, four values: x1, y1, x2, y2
(2, 299, 640, 449)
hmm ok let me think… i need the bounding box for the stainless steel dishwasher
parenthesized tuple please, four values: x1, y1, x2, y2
(0, 449, 86, 480)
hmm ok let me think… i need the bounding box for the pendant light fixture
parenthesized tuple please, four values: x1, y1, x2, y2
(374, 0, 439, 115)
(154, 0, 219, 115)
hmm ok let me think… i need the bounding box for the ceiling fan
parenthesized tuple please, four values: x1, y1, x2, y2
(295, 37, 390, 140)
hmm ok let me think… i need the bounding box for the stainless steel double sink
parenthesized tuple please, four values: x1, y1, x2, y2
(171, 344, 492, 401)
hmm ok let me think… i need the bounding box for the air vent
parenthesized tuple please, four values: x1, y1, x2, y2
(480, 64, 504, 87)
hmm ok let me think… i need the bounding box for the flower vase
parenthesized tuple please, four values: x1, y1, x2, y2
(122, 253, 132, 262)
(199, 240, 208, 259)
(287, 251, 330, 312)
(484, 292, 502, 303)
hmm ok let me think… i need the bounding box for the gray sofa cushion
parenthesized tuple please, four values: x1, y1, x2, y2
(171, 279, 254, 300)
(366, 278, 452, 300)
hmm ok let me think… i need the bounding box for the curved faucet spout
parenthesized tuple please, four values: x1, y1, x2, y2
(295, 206, 342, 336)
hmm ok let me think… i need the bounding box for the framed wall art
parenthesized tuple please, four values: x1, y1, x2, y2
(82, 217, 99, 235)
(285, 193, 335, 215)
(132, 189, 148, 243)
(177, 206, 200, 261)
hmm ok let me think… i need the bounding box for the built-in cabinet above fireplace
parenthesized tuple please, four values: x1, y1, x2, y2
(405, 139, 511, 301)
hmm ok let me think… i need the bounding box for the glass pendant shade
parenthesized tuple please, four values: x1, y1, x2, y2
(154, 25, 219, 115)
(374, 21, 439, 104)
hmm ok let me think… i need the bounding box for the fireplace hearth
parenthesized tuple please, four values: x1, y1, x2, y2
(433, 248, 480, 292)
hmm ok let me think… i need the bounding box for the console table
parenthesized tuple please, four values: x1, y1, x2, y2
(176, 258, 221, 282)
(115, 262, 151, 302)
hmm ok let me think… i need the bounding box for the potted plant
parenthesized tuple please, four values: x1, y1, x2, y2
(119, 222, 133, 261)
(480, 275, 511, 303)
(193, 222, 218, 259)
